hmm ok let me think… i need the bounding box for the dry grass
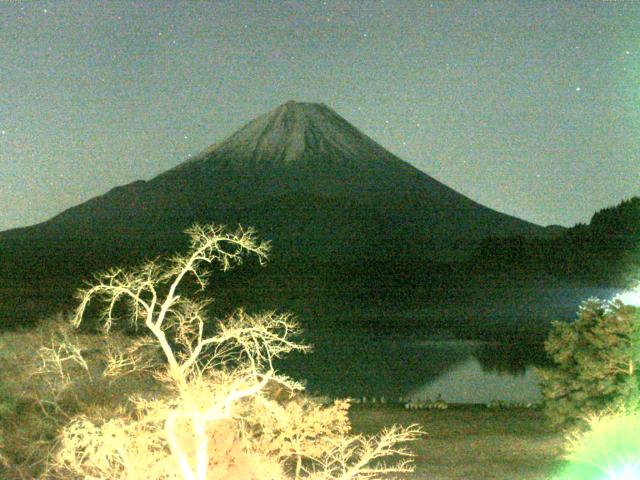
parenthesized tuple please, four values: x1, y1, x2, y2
(348, 405, 566, 480)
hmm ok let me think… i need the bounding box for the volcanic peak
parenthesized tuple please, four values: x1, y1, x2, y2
(183, 100, 384, 169)
(0, 100, 547, 266)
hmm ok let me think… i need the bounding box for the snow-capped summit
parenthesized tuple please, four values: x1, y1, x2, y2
(188, 101, 378, 167)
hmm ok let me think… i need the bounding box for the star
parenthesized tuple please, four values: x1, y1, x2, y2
(575, 87, 581, 92)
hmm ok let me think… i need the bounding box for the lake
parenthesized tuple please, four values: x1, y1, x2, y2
(276, 333, 547, 404)
(275, 283, 626, 403)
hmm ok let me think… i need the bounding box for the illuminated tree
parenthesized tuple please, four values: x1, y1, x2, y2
(39, 224, 422, 480)
(537, 297, 640, 428)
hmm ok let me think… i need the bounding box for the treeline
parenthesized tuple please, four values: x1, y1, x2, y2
(471, 197, 640, 285)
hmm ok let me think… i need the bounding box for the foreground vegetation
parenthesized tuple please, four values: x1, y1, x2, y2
(537, 286, 640, 479)
(1, 329, 565, 480)
(1, 220, 638, 479)
(537, 297, 640, 427)
(1, 224, 422, 480)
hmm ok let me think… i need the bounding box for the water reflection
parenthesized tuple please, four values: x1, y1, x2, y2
(408, 357, 542, 404)
(276, 333, 547, 403)
(277, 334, 469, 400)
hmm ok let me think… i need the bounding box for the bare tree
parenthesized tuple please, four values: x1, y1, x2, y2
(40, 224, 422, 480)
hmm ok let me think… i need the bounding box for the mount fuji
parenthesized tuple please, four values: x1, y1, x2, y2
(0, 100, 560, 326)
(2, 101, 545, 264)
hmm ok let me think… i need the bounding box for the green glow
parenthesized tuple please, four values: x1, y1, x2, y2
(604, 462, 640, 480)
(553, 449, 640, 480)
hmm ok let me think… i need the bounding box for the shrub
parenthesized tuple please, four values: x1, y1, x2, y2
(536, 297, 640, 427)
(0, 313, 158, 479)
(37, 224, 423, 480)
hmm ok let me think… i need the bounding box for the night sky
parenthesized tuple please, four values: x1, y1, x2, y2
(1, 1, 638, 232)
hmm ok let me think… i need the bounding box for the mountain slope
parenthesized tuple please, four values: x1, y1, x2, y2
(0, 102, 545, 282)
(471, 197, 639, 284)
(0, 100, 554, 327)
(3, 101, 543, 253)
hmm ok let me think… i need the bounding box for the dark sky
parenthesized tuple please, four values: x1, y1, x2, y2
(1, 0, 638, 231)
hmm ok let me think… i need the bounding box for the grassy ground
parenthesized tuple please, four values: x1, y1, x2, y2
(348, 405, 566, 480)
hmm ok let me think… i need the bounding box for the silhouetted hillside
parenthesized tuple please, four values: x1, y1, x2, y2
(471, 197, 640, 285)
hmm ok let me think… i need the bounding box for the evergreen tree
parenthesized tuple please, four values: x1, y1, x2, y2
(537, 298, 640, 427)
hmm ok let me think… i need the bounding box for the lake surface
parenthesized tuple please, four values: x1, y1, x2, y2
(274, 283, 627, 403)
(276, 333, 547, 404)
